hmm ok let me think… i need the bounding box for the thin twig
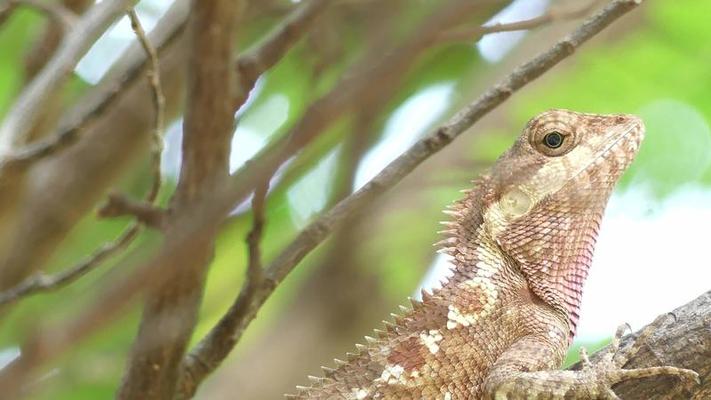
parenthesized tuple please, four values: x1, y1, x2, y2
(0, 0, 139, 152)
(0, 225, 140, 306)
(127, 8, 165, 203)
(0, 7, 166, 308)
(183, 0, 646, 378)
(97, 193, 165, 230)
(438, 0, 605, 43)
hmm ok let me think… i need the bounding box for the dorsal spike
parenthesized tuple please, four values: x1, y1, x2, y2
(409, 297, 423, 310)
(421, 289, 433, 302)
(307, 375, 323, 384)
(433, 237, 457, 247)
(442, 209, 462, 217)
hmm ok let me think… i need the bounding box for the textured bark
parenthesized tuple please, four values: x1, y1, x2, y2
(116, 1, 241, 399)
(578, 290, 711, 399)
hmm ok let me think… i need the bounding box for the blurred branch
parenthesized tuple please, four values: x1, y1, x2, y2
(0, 0, 188, 302)
(0, 7, 167, 307)
(247, 182, 269, 281)
(97, 193, 165, 230)
(1, 0, 77, 33)
(177, 0, 645, 382)
(1, 0, 326, 171)
(0, 0, 315, 322)
(234, 0, 329, 110)
(0, 226, 140, 307)
(438, 0, 604, 43)
(21, 0, 92, 143)
(0, 0, 139, 151)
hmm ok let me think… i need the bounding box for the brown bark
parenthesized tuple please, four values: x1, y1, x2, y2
(573, 290, 711, 399)
(116, 1, 242, 399)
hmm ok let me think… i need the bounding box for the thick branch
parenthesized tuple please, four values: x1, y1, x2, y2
(571, 290, 711, 398)
(116, 0, 242, 398)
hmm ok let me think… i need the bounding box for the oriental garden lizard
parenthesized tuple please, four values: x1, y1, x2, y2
(289, 109, 699, 399)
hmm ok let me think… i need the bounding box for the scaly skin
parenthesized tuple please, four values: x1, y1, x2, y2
(290, 110, 698, 399)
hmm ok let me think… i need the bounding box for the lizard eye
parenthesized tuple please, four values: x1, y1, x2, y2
(531, 127, 574, 156)
(543, 131, 563, 148)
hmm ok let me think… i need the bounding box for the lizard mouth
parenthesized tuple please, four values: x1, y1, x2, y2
(597, 115, 644, 160)
(574, 115, 645, 183)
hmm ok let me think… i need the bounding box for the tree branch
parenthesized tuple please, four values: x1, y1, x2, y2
(571, 290, 711, 398)
(0, 6, 167, 308)
(234, 0, 329, 110)
(2, 0, 77, 34)
(438, 0, 605, 43)
(178, 181, 271, 399)
(116, 1, 242, 398)
(0, 0, 139, 151)
(0, 225, 140, 307)
(97, 193, 166, 230)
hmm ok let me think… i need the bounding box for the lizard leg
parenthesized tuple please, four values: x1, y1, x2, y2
(483, 317, 699, 400)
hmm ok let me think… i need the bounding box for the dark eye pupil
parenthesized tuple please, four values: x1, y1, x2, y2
(543, 131, 563, 148)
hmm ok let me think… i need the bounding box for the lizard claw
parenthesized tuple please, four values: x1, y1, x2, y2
(589, 314, 700, 395)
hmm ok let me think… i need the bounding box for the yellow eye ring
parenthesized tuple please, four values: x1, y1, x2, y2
(543, 131, 564, 149)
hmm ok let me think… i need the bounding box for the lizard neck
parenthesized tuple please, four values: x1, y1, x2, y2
(439, 179, 597, 339)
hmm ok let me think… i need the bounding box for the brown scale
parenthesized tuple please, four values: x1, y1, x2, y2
(289, 110, 698, 400)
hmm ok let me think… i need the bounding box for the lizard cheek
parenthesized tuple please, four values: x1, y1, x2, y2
(500, 188, 532, 218)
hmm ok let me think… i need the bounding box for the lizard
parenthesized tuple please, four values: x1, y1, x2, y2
(288, 109, 699, 399)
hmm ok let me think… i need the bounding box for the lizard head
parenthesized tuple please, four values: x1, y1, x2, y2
(481, 109, 644, 336)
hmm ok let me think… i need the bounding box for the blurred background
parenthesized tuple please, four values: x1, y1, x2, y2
(0, 0, 710, 398)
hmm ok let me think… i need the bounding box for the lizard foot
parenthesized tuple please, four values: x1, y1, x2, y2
(577, 313, 700, 399)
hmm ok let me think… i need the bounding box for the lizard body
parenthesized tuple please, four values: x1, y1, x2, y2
(290, 109, 697, 399)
